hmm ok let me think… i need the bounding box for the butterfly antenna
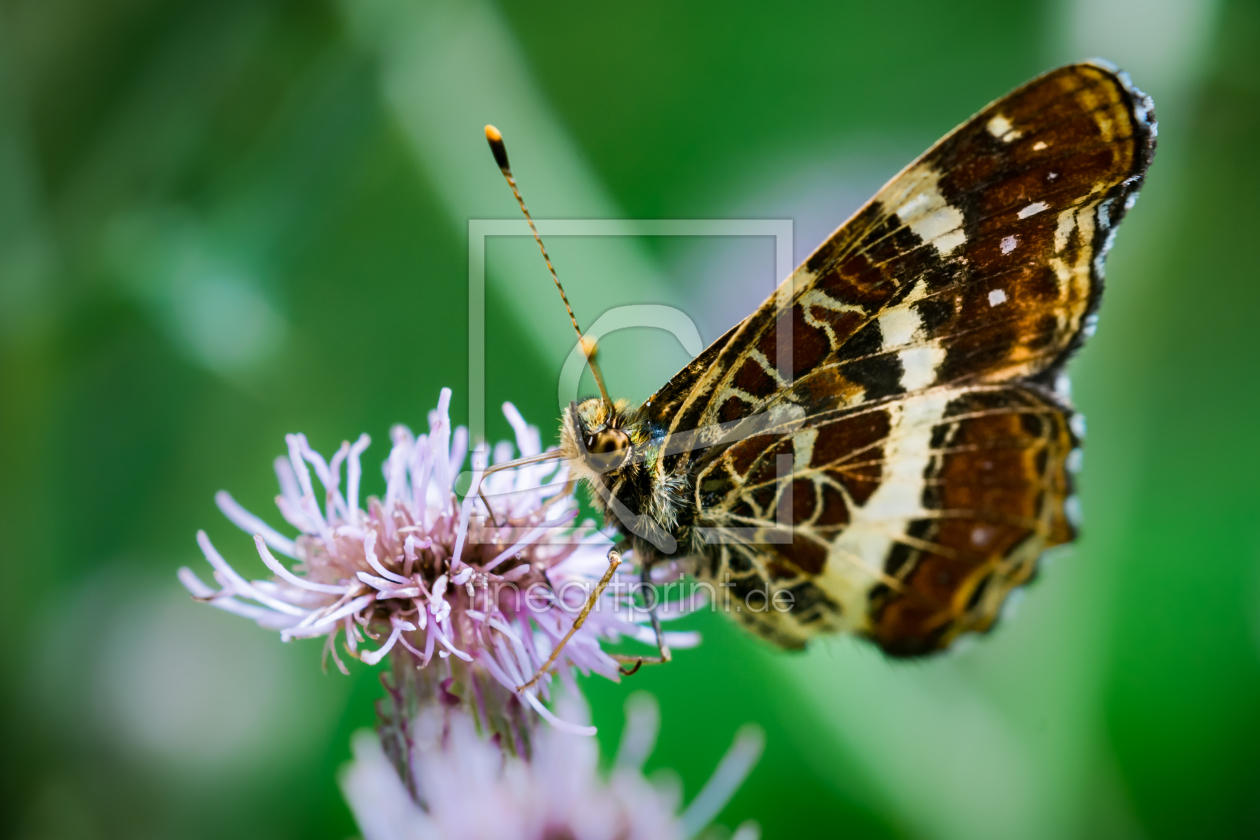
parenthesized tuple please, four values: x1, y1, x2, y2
(484, 124, 612, 408)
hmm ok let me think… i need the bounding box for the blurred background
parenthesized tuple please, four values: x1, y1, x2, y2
(2, 0, 1258, 837)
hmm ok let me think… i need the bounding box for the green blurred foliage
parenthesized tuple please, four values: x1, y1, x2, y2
(1, 0, 1258, 838)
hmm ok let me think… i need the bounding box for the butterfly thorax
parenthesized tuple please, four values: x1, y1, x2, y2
(559, 397, 698, 562)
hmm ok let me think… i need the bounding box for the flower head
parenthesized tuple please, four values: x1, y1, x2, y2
(179, 388, 699, 735)
(342, 691, 764, 840)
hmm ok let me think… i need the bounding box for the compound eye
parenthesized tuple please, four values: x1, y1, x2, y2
(585, 428, 630, 473)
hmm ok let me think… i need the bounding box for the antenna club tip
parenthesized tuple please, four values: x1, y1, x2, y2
(484, 124, 510, 172)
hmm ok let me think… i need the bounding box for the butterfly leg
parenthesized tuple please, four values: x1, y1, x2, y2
(612, 560, 672, 676)
(476, 450, 567, 529)
(477, 484, 501, 528)
(517, 544, 622, 693)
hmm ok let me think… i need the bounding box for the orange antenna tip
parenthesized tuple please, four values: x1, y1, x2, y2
(482, 126, 614, 407)
(484, 125, 510, 172)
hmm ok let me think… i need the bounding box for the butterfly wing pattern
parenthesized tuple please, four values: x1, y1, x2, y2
(641, 62, 1156, 655)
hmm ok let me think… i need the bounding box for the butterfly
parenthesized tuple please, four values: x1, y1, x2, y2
(486, 60, 1156, 667)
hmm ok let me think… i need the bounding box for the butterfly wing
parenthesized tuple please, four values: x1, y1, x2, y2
(645, 62, 1154, 654)
(695, 383, 1078, 654)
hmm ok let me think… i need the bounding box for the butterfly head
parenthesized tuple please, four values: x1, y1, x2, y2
(560, 397, 636, 479)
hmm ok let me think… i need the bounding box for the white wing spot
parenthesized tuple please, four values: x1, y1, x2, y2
(1018, 201, 1049, 219)
(876, 281, 944, 392)
(986, 114, 1020, 142)
(988, 289, 1007, 307)
(1065, 495, 1083, 528)
(1047, 172, 1059, 181)
(1000, 235, 1018, 254)
(1069, 413, 1087, 439)
(877, 280, 930, 350)
(879, 307, 920, 348)
(884, 164, 967, 256)
(898, 345, 944, 391)
(1032, 140, 1048, 151)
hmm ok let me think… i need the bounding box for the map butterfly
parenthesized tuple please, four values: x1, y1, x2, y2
(487, 61, 1156, 668)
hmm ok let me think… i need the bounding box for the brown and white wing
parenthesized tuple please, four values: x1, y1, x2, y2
(645, 62, 1154, 654)
(697, 384, 1078, 655)
(651, 61, 1155, 433)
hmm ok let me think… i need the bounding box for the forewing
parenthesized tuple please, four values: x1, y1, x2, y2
(648, 62, 1155, 439)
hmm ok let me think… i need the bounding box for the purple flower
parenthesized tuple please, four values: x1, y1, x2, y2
(342, 691, 764, 840)
(179, 388, 700, 734)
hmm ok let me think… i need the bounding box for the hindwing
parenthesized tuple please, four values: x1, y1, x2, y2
(697, 384, 1078, 654)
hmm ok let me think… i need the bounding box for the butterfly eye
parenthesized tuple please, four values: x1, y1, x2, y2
(584, 429, 630, 473)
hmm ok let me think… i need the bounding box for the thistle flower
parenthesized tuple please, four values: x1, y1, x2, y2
(342, 691, 765, 840)
(179, 388, 699, 734)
